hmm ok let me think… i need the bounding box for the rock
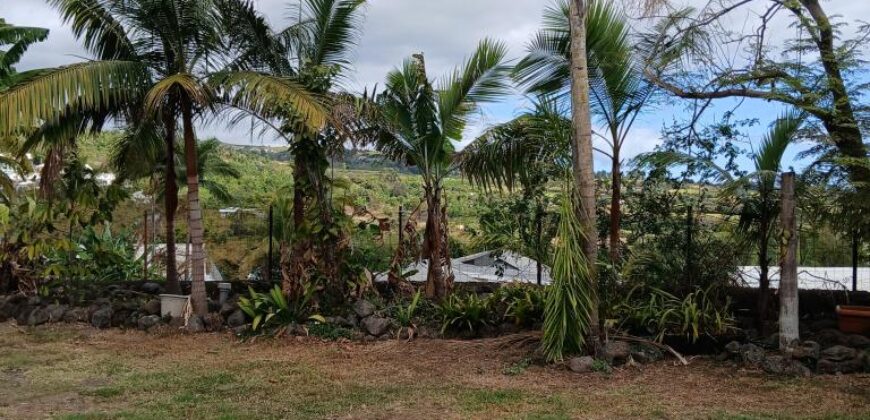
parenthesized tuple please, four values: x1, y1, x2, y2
(232, 325, 250, 335)
(499, 322, 522, 335)
(27, 307, 51, 326)
(62, 308, 88, 323)
(861, 350, 870, 373)
(140, 300, 161, 316)
(219, 301, 238, 317)
(725, 341, 742, 355)
(137, 315, 161, 331)
(46, 304, 67, 322)
(631, 345, 664, 364)
(817, 358, 862, 374)
(762, 355, 811, 377)
(227, 310, 246, 327)
(790, 341, 821, 361)
(740, 343, 766, 365)
(361, 316, 391, 337)
(141, 282, 162, 294)
(569, 356, 595, 373)
(765, 333, 780, 348)
(845, 334, 870, 349)
(111, 310, 130, 328)
(820, 345, 857, 362)
(186, 315, 206, 333)
(285, 322, 306, 336)
(815, 329, 846, 348)
(602, 341, 632, 365)
(91, 308, 113, 329)
(352, 300, 376, 318)
(26, 296, 42, 306)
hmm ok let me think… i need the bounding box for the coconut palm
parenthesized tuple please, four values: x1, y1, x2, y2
(515, 0, 656, 264)
(4, 0, 325, 315)
(639, 111, 804, 328)
(212, 0, 365, 300)
(370, 40, 511, 300)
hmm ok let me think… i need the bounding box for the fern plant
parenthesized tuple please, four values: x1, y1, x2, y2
(436, 293, 494, 335)
(392, 290, 422, 340)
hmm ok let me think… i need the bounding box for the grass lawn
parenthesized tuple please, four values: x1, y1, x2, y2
(1, 323, 868, 419)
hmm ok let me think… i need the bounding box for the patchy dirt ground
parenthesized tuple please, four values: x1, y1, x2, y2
(0, 322, 868, 419)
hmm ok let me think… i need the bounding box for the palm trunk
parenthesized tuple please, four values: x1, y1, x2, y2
(757, 212, 770, 333)
(181, 97, 207, 316)
(163, 111, 180, 294)
(423, 185, 451, 300)
(568, 0, 600, 343)
(779, 172, 799, 350)
(609, 149, 621, 264)
(284, 148, 308, 301)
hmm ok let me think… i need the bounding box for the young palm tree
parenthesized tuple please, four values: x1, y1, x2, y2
(371, 40, 511, 300)
(213, 0, 365, 300)
(515, 0, 656, 264)
(640, 111, 804, 328)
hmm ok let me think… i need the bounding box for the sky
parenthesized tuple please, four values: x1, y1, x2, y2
(4, 0, 870, 172)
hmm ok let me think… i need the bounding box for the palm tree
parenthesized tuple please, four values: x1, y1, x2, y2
(213, 0, 365, 300)
(640, 111, 804, 328)
(371, 40, 511, 300)
(5, 0, 325, 315)
(515, 0, 656, 264)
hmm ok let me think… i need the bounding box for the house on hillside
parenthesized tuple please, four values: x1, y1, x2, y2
(401, 250, 552, 285)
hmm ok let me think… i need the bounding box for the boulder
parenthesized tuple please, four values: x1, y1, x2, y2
(602, 341, 631, 365)
(141, 282, 162, 295)
(186, 315, 206, 333)
(137, 315, 161, 331)
(111, 310, 130, 328)
(46, 304, 67, 322)
(820, 345, 857, 362)
(219, 301, 239, 317)
(91, 307, 113, 329)
(27, 307, 51, 326)
(26, 296, 42, 306)
(361, 316, 391, 337)
(762, 355, 811, 377)
(817, 357, 863, 374)
(569, 356, 595, 373)
(845, 334, 870, 349)
(724, 341, 742, 355)
(15, 306, 33, 326)
(815, 329, 846, 348)
(226, 310, 246, 327)
(790, 341, 820, 362)
(62, 308, 89, 323)
(140, 300, 161, 316)
(352, 300, 376, 319)
(203, 313, 224, 331)
(740, 343, 766, 365)
(631, 345, 664, 364)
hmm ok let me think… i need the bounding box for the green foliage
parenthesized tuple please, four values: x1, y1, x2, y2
(392, 290, 422, 328)
(541, 191, 595, 362)
(55, 223, 155, 283)
(614, 285, 735, 343)
(491, 283, 547, 327)
(502, 357, 531, 376)
(238, 284, 324, 333)
(307, 323, 353, 341)
(436, 293, 494, 335)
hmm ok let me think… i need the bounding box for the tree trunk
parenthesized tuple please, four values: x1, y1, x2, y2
(568, 0, 600, 342)
(423, 185, 451, 300)
(757, 217, 770, 332)
(609, 149, 621, 263)
(779, 172, 799, 351)
(162, 111, 180, 294)
(284, 146, 308, 301)
(180, 97, 207, 316)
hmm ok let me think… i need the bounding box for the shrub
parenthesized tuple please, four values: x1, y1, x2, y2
(491, 283, 546, 327)
(238, 284, 324, 332)
(614, 285, 735, 343)
(391, 290, 422, 339)
(307, 323, 354, 341)
(436, 293, 494, 335)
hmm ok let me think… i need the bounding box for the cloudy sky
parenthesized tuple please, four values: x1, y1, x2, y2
(4, 0, 870, 170)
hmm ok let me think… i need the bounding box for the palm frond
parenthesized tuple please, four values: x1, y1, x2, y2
(0, 61, 149, 136)
(47, 0, 137, 60)
(0, 19, 50, 84)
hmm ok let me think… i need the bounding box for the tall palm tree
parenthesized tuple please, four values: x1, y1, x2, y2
(213, 0, 364, 301)
(640, 111, 804, 328)
(515, 0, 656, 264)
(371, 40, 511, 300)
(3, 0, 325, 315)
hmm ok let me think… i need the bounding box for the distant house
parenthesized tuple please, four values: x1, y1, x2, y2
(401, 250, 552, 285)
(136, 243, 224, 282)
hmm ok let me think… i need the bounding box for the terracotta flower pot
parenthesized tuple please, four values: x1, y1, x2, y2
(836, 305, 870, 335)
